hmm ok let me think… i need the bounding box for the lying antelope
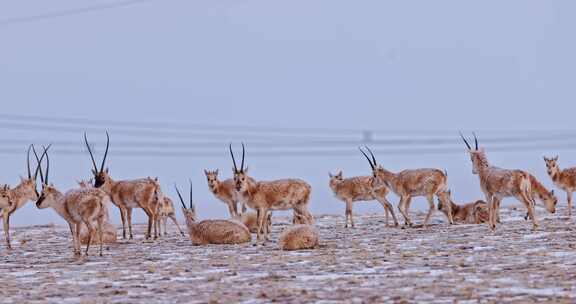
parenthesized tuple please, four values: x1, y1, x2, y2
(460, 133, 547, 230)
(1, 145, 44, 249)
(233, 211, 272, 234)
(329, 170, 398, 228)
(176, 181, 251, 245)
(35, 146, 109, 256)
(230, 143, 314, 241)
(544, 156, 576, 217)
(278, 224, 319, 251)
(155, 197, 185, 236)
(360, 147, 450, 227)
(85, 132, 163, 240)
(204, 169, 245, 217)
(437, 190, 489, 224)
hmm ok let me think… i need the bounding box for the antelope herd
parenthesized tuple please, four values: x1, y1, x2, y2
(0, 132, 573, 257)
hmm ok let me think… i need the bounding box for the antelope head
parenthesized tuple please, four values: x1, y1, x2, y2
(204, 169, 220, 190)
(84, 132, 110, 188)
(176, 180, 196, 225)
(359, 146, 388, 189)
(34, 145, 59, 209)
(460, 132, 488, 175)
(543, 156, 560, 176)
(0, 184, 13, 209)
(328, 170, 343, 189)
(230, 143, 249, 192)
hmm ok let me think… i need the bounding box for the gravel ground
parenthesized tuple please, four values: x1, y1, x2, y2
(1, 206, 576, 303)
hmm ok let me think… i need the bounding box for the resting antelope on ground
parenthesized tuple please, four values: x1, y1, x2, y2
(34, 146, 109, 256)
(329, 170, 398, 228)
(230, 143, 314, 241)
(544, 156, 576, 217)
(85, 132, 163, 240)
(437, 190, 489, 224)
(1, 145, 45, 249)
(360, 147, 450, 227)
(204, 169, 245, 217)
(176, 181, 251, 245)
(233, 211, 272, 234)
(460, 133, 554, 231)
(155, 197, 185, 237)
(278, 224, 319, 251)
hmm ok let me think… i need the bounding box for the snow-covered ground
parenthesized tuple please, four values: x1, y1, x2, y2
(1, 207, 575, 303)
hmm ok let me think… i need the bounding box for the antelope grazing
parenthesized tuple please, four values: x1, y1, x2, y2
(329, 170, 398, 228)
(35, 147, 109, 256)
(460, 133, 542, 230)
(155, 197, 185, 236)
(524, 174, 557, 220)
(230, 144, 314, 241)
(278, 224, 319, 251)
(437, 190, 489, 224)
(359, 147, 450, 227)
(544, 156, 576, 217)
(204, 169, 245, 217)
(1, 145, 45, 249)
(85, 133, 163, 240)
(234, 211, 272, 234)
(176, 182, 251, 245)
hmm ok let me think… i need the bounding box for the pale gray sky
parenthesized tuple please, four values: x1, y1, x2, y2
(1, 0, 575, 227)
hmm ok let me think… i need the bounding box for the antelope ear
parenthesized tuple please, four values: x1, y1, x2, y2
(328, 172, 333, 178)
(553, 156, 559, 161)
(92, 169, 98, 175)
(215, 169, 219, 175)
(20, 176, 26, 183)
(543, 156, 549, 162)
(447, 189, 452, 196)
(243, 167, 249, 174)
(551, 190, 555, 195)
(105, 168, 109, 174)
(337, 171, 343, 177)
(204, 169, 209, 175)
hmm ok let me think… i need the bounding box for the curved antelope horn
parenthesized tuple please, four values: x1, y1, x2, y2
(459, 132, 472, 150)
(365, 146, 378, 167)
(43, 145, 50, 185)
(473, 132, 478, 150)
(189, 179, 194, 210)
(174, 184, 187, 210)
(84, 133, 99, 173)
(27, 144, 32, 179)
(359, 147, 375, 170)
(229, 143, 238, 173)
(32, 144, 51, 183)
(241, 142, 246, 172)
(100, 131, 110, 173)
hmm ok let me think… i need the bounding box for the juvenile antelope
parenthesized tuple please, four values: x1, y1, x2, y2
(460, 133, 542, 230)
(523, 174, 557, 220)
(230, 144, 314, 241)
(176, 182, 251, 245)
(278, 224, 319, 251)
(360, 147, 450, 227)
(1, 145, 45, 249)
(329, 170, 398, 228)
(544, 156, 576, 217)
(233, 211, 272, 234)
(155, 197, 185, 237)
(437, 190, 489, 224)
(35, 147, 109, 256)
(204, 169, 245, 217)
(85, 132, 163, 240)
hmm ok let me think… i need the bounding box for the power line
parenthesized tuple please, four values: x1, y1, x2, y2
(0, 0, 155, 27)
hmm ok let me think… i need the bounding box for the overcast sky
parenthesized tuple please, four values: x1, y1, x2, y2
(1, 0, 575, 227)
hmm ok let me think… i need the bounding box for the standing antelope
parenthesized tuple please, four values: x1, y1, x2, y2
(329, 170, 398, 228)
(34, 146, 109, 256)
(1, 145, 44, 249)
(524, 174, 557, 219)
(460, 133, 545, 230)
(155, 197, 185, 237)
(204, 169, 245, 217)
(230, 143, 314, 241)
(359, 147, 450, 227)
(437, 190, 489, 224)
(544, 156, 576, 217)
(176, 181, 251, 245)
(85, 132, 163, 240)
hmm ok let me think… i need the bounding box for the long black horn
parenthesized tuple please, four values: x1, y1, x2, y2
(43, 145, 50, 185)
(174, 184, 187, 210)
(84, 133, 99, 173)
(27, 144, 32, 179)
(32, 145, 44, 183)
(473, 132, 478, 150)
(100, 131, 110, 173)
(359, 147, 375, 170)
(189, 179, 194, 210)
(241, 142, 245, 172)
(365, 146, 378, 167)
(459, 132, 472, 150)
(229, 143, 238, 173)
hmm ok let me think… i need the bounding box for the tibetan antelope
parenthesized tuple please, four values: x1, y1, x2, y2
(155, 197, 185, 236)
(230, 143, 314, 241)
(233, 211, 272, 234)
(1, 145, 45, 249)
(85, 132, 163, 240)
(204, 169, 245, 217)
(544, 156, 576, 217)
(278, 224, 319, 251)
(176, 181, 251, 245)
(437, 190, 489, 224)
(329, 170, 398, 228)
(460, 133, 544, 231)
(523, 174, 557, 220)
(359, 147, 450, 227)
(34, 147, 109, 256)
